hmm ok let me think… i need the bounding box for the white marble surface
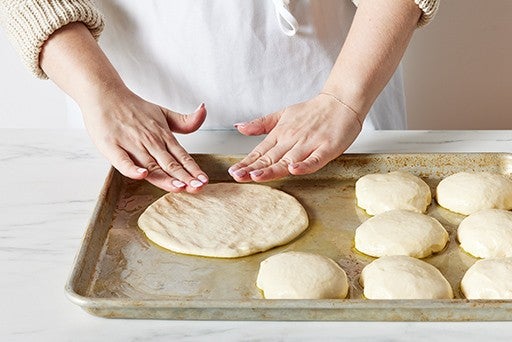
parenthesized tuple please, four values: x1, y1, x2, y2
(1, 129, 512, 342)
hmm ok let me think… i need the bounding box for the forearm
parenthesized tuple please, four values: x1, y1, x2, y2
(0, 0, 104, 78)
(323, 0, 422, 121)
(39, 22, 126, 109)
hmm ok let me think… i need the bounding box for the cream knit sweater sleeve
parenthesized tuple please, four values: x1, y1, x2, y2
(0, 0, 104, 78)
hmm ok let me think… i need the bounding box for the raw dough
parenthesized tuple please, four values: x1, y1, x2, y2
(256, 251, 349, 299)
(436, 172, 512, 215)
(461, 258, 512, 299)
(355, 171, 432, 215)
(354, 209, 449, 258)
(360, 255, 453, 299)
(457, 209, 512, 258)
(138, 183, 309, 258)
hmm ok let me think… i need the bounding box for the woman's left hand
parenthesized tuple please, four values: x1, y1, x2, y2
(228, 94, 363, 182)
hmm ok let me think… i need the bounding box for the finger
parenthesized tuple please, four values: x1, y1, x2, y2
(161, 103, 207, 134)
(145, 168, 189, 193)
(287, 146, 334, 176)
(145, 132, 208, 192)
(234, 110, 282, 136)
(103, 144, 149, 180)
(101, 140, 190, 192)
(134, 154, 194, 193)
(228, 138, 278, 182)
(247, 159, 290, 182)
(147, 144, 206, 192)
(165, 139, 209, 185)
(248, 143, 314, 182)
(242, 144, 295, 181)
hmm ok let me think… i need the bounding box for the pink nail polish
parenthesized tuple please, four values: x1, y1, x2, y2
(234, 169, 247, 177)
(190, 180, 203, 188)
(197, 175, 208, 183)
(250, 170, 264, 177)
(195, 102, 205, 111)
(172, 180, 186, 188)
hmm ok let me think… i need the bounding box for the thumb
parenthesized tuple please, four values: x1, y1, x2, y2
(162, 103, 207, 134)
(234, 110, 282, 136)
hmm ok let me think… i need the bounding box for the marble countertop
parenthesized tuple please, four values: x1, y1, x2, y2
(2, 129, 512, 341)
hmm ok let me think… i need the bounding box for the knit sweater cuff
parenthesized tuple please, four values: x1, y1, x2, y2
(415, 0, 440, 27)
(0, 0, 104, 79)
(351, 0, 440, 28)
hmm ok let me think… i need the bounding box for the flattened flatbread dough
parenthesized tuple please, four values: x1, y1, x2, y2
(461, 258, 512, 299)
(354, 209, 449, 258)
(360, 255, 453, 299)
(458, 209, 512, 258)
(355, 171, 432, 215)
(436, 172, 512, 215)
(138, 183, 308, 258)
(256, 251, 349, 299)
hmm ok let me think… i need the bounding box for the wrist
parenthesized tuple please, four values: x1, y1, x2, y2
(79, 76, 130, 108)
(321, 79, 370, 123)
(318, 92, 364, 129)
(78, 81, 136, 120)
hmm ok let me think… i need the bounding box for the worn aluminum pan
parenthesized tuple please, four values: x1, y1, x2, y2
(66, 153, 512, 320)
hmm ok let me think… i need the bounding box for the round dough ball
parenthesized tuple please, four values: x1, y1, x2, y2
(355, 171, 432, 215)
(354, 209, 449, 258)
(256, 252, 349, 299)
(461, 258, 512, 299)
(458, 209, 512, 258)
(360, 255, 453, 299)
(138, 183, 308, 258)
(436, 172, 512, 215)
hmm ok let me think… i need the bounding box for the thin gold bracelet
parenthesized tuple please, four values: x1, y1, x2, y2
(318, 92, 364, 129)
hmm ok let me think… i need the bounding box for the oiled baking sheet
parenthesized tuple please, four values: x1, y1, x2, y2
(66, 153, 512, 320)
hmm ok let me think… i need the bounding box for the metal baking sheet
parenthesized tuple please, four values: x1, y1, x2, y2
(66, 153, 512, 321)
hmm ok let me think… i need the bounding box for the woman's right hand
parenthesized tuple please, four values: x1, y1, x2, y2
(40, 22, 208, 193)
(81, 86, 209, 193)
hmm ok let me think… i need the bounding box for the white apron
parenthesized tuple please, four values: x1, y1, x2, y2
(68, 0, 406, 130)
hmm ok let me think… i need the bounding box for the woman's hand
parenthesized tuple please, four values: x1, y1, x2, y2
(228, 94, 363, 182)
(40, 22, 209, 193)
(82, 86, 209, 193)
(228, 0, 422, 183)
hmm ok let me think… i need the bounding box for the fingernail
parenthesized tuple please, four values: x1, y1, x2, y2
(234, 169, 247, 177)
(197, 175, 208, 183)
(289, 163, 300, 169)
(137, 168, 148, 174)
(190, 179, 204, 188)
(233, 122, 247, 128)
(172, 180, 186, 188)
(250, 169, 264, 177)
(228, 166, 240, 176)
(195, 102, 205, 111)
